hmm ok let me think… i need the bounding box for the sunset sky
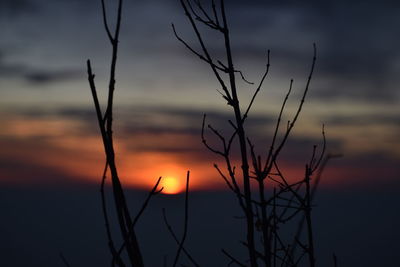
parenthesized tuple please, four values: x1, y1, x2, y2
(1, 0, 399, 192)
(0, 0, 399, 266)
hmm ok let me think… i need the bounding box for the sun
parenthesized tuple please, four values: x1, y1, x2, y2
(160, 176, 181, 195)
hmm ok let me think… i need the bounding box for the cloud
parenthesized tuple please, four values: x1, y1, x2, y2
(173, 0, 400, 102)
(0, 49, 82, 85)
(7, 104, 335, 165)
(0, 0, 36, 17)
(0, 50, 26, 77)
(24, 69, 82, 85)
(324, 113, 400, 127)
(1, 0, 398, 103)
(2, 103, 399, 190)
(0, 62, 26, 77)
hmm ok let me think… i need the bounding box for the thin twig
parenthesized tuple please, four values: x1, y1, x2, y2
(162, 209, 200, 267)
(222, 249, 246, 267)
(60, 252, 72, 267)
(133, 177, 163, 226)
(101, 0, 113, 42)
(242, 50, 270, 123)
(89, 0, 144, 265)
(173, 171, 191, 267)
(162, 173, 199, 267)
(333, 253, 338, 267)
(100, 162, 126, 267)
(264, 44, 317, 176)
(201, 114, 226, 156)
(177, 0, 232, 102)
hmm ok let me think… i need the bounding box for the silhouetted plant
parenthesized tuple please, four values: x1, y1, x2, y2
(173, 0, 334, 266)
(86, 1, 192, 266)
(86, 0, 146, 264)
(85, 0, 338, 266)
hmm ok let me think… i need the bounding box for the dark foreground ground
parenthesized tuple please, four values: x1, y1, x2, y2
(0, 184, 399, 267)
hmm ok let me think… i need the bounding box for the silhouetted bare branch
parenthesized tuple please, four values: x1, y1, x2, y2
(222, 249, 246, 267)
(60, 252, 72, 267)
(133, 177, 163, 227)
(87, 0, 145, 266)
(172, 171, 191, 267)
(162, 173, 199, 267)
(176, 1, 322, 266)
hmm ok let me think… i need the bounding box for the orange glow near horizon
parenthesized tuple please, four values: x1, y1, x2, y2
(117, 153, 222, 192)
(1, 113, 399, 190)
(160, 176, 181, 194)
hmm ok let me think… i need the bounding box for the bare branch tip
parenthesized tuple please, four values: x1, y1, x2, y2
(313, 43, 317, 56)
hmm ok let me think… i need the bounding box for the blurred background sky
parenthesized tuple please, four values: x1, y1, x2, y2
(0, 0, 399, 266)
